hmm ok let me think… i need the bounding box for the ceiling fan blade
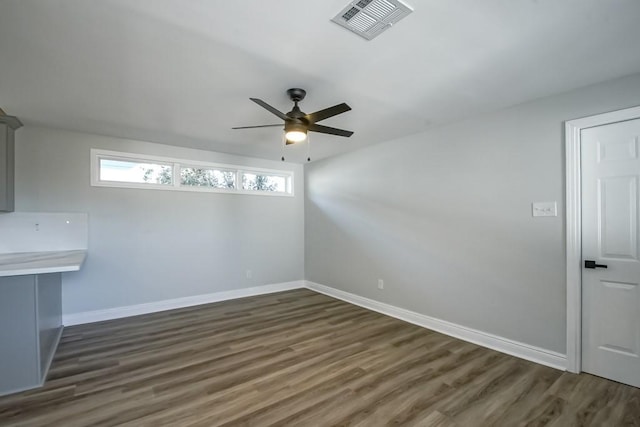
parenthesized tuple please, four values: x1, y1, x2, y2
(308, 123, 354, 137)
(232, 124, 283, 129)
(250, 98, 289, 121)
(305, 103, 351, 124)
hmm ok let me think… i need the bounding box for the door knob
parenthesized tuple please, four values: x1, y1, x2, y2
(584, 260, 608, 269)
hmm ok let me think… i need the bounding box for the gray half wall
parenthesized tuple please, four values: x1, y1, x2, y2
(304, 72, 640, 354)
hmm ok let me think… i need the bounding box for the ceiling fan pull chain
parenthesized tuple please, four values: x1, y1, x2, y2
(307, 134, 311, 162)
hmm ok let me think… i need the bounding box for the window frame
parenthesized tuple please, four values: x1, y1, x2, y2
(91, 149, 294, 197)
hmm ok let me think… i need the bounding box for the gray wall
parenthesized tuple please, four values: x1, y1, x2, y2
(305, 73, 640, 354)
(15, 127, 305, 315)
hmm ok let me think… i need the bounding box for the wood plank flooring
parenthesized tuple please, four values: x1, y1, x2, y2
(0, 289, 638, 426)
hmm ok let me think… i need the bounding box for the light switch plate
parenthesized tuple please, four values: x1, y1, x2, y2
(532, 202, 557, 217)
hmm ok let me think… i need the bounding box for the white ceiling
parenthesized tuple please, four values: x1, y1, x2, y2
(1, 0, 640, 163)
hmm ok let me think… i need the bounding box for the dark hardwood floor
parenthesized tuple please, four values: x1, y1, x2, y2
(0, 289, 638, 426)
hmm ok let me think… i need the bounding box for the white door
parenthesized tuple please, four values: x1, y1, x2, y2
(581, 118, 640, 388)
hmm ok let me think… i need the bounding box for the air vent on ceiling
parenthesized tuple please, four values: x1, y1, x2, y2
(331, 0, 413, 40)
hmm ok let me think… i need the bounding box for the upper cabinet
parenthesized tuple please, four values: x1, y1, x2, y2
(0, 115, 23, 212)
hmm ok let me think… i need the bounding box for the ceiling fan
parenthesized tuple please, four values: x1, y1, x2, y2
(232, 88, 354, 145)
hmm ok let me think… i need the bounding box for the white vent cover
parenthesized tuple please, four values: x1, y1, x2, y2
(331, 0, 414, 40)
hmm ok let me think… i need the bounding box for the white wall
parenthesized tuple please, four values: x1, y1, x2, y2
(305, 72, 640, 354)
(14, 127, 304, 316)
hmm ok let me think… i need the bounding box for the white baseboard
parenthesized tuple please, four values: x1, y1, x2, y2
(62, 279, 567, 371)
(305, 281, 567, 371)
(63, 281, 305, 326)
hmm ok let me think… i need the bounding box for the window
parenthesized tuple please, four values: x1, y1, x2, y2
(241, 172, 288, 193)
(91, 149, 293, 196)
(180, 167, 236, 189)
(99, 158, 173, 185)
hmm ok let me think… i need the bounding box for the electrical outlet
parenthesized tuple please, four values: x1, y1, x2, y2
(378, 279, 384, 290)
(246, 270, 252, 279)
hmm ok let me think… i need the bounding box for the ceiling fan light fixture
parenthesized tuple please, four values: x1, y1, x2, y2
(285, 131, 307, 143)
(284, 122, 307, 144)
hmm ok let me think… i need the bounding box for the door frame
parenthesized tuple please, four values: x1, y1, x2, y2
(565, 105, 640, 373)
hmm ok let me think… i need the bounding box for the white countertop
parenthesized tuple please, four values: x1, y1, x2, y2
(0, 250, 87, 277)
